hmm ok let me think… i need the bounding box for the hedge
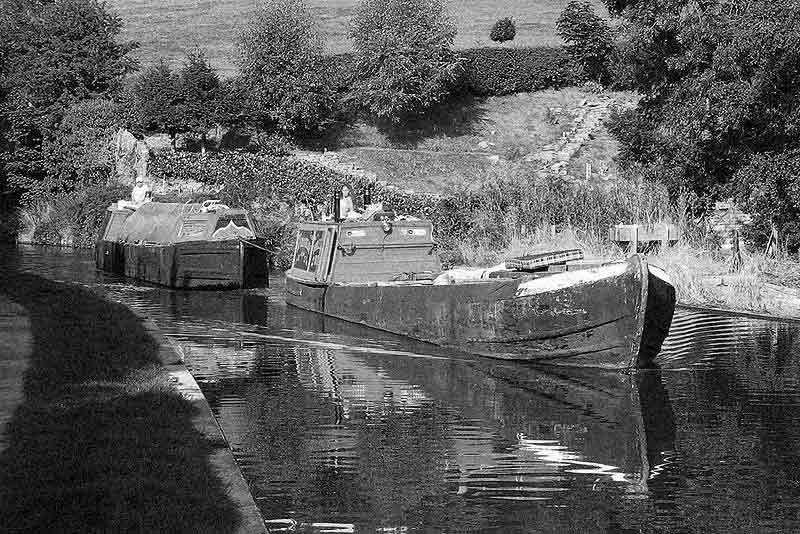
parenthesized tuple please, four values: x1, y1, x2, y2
(457, 46, 582, 96)
(321, 46, 581, 100)
(149, 151, 670, 267)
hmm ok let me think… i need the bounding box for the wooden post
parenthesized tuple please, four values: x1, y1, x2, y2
(630, 225, 639, 255)
(729, 229, 742, 273)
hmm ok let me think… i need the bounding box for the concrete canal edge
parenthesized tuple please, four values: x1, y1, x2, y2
(139, 316, 268, 534)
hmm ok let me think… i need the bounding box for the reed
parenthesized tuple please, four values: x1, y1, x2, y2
(456, 225, 625, 267)
(649, 243, 771, 312)
(442, 169, 671, 264)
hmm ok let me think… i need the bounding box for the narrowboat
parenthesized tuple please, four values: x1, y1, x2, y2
(284, 215, 675, 369)
(96, 201, 268, 289)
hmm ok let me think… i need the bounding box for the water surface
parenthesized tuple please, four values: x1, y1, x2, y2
(8, 245, 800, 533)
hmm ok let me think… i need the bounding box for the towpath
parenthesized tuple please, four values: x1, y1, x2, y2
(0, 259, 266, 533)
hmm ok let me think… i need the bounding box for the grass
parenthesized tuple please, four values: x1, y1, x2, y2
(341, 149, 501, 194)
(327, 88, 635, 193)
(111, 0, 610, 76)
(0, 267, 244, 533)
(649, 245, 800, 316)
(454, 225, 626, 267)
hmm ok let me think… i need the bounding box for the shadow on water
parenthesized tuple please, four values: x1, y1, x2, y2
(0, 251, 244, 533)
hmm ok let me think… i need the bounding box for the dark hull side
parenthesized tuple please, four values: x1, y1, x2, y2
(96, 239, 268, 289)
(286, 255, 675, 369)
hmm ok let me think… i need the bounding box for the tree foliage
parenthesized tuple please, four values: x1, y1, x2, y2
(556, 1, 613, 83)
(734, 150, 800, 254)
(131, 60, 182, 144)
(490, 17, 517, 43)
(0, 0, 137, 199)
(238, 0, 338, 137)
(41, 99, 122, 192)
(606, 0, 800, 248)
(177, 50, 220, 153)
(349, 0, 461, 125)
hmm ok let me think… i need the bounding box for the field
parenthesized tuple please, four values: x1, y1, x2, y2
(108, 0, 609, 76)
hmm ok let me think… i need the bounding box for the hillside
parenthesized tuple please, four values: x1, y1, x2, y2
(295, 89, 637, 195)
(108, 0, 609, 76)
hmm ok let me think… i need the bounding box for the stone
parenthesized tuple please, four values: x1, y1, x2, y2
(134, 142, 150, 183)
(477, 141, 490, 150)
(144, 133, 172, 153)
(114, 129, 151, 185)
(487, 155, 501, 164)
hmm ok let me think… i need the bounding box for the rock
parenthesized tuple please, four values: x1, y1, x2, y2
(529, 150, 555, 163)
(478, 141, 490, 150)
(487, 155, 501, 164)
(144, 133, 172, 153)
(114, 129, 151, 185)
(134, 142, 149, 183)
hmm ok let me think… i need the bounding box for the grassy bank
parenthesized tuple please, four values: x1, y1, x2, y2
(0, 267, 244, 532)
(331, 88, 636, 192)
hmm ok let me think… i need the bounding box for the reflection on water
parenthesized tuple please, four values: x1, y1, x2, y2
(7, 245, 800, 533)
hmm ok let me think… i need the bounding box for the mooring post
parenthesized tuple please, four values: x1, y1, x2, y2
(630, 225, 639, 255)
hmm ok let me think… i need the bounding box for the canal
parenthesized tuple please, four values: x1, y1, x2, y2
(7, 245, 800, 533)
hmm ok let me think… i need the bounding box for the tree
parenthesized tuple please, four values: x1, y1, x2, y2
(178, 50, 220, 154)
(131, 60, 182, 148)
(41, 99, 122, 191)
(1, 0, 138, 200)
(349, 0, 461, 125)
(556, 1, 613, 83)
(734, 150, 800, 254)
(490, 17, 516, 43)
(238, 0, 338, 137)
(606, 0, 800, 212)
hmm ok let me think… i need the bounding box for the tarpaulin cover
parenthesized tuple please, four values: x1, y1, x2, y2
(105, 202, 252, 244)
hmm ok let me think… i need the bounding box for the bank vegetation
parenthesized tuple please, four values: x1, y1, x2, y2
(2, 0, 799, 319)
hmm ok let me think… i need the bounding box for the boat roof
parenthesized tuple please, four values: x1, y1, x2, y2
(103, 202, 255, 243)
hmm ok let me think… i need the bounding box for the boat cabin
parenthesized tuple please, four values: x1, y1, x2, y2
(287, 218, 442, 285)
(100, 201, 257, 245)
(97, 201, 268, 288)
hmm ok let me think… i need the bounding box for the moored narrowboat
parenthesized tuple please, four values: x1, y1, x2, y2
(284, 215, 675, 369)
(96, 201, 268, 289)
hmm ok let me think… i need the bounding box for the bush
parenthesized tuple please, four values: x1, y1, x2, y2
(20, 183, 129, 247)
(458, 47, 581, 96)
(490, 17, 516, 43)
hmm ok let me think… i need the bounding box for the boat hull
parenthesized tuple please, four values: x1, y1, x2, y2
(286, 255, 674, 369)
(96, 239, 268, 289)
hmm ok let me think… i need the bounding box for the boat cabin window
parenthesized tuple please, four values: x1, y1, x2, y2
(293, 229, 324, 273)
